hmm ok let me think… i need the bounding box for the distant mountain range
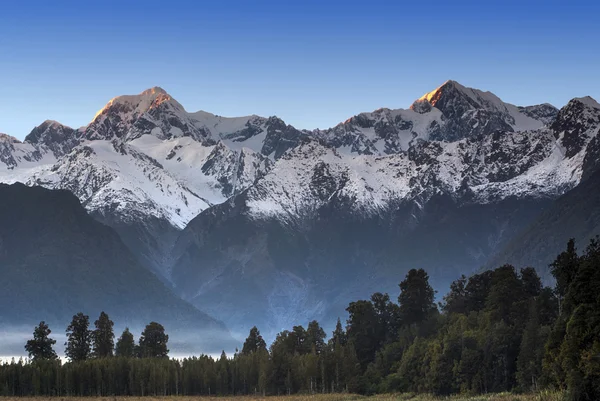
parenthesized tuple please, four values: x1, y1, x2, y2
(1, 80, 599, 339)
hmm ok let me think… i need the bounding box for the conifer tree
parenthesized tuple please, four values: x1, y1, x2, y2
(550, 238, 579, 312)
(25, 321, 57, 361)
(242, 326, 267, 355)
(306, 320, 326, 354)
(291, 325, 308, 355)
(92, 311, 114, 358)
(115, 327, 135, 357)
(216, 351, 229, 394)
(398, 268, 436, 326)
(517, 300, 543, 391)
(485, 264, 525, 323)
(331, 318, 347, 347)
(546, 237, 600, 400)
(371, 292, 401, 345)
(65, 312, 92, 362)
(346, 300, 379, 368)
(138, 322, 169, 358)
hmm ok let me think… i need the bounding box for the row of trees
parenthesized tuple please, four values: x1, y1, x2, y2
(1, 238, 598, 399)
(25, 313, 168, 361)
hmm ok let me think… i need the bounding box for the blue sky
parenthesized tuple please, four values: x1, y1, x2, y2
(1, 0, 599, 139)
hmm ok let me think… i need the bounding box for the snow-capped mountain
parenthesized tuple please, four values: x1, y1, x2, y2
(85, 87, 213, 143)
(0, 81, 597, 337)
(1, 88, 279, 275)
(310, 80, 557, 156)
(0, 120, 78, 170)
(83, 86, 308, 159)
(237, 95, 595, 225)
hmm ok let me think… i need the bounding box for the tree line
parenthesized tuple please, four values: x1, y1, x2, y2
(24, 313, 168, 362)
(1, 238, 599, 400)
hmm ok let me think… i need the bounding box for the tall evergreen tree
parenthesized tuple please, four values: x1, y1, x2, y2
(550, 238, 579, 312)
(331, 318, 347, 347)
(291, 325, 308, 355)
(138, 322, 169, 358)
(115, 327, 135, 357)
(398, 268, 436, 326)
(242, 326, 267, 355)
(517, 300, 544, 391)
(552, 238, 600, 400)
(65, 312, 92, 362)
(306, 320, 326, 354)
(485, 265, 525, 323)
(371, 292, 401, 345)
(92, 311, 114, 358)
(346, 300, 379, 368)
(24, 321, 57, 361)
(216, 350, 230, 394)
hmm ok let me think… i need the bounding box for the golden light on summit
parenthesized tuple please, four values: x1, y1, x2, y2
(417, 80, 450, 107)
(90, 87, 172, 122)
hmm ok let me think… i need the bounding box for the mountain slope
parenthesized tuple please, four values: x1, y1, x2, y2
(0, 183, 235, 353)
(170, 180, 550, 337)
(488, 167, 600, 276)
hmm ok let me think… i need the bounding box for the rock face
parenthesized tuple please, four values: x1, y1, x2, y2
(518, 104, 559, 126)
(0, 133, 24, 168)
(414, 80, 545, 141)
(551, 97, 600, 158)
(25, 120, 79, 157)
(0, 81, 597, 339)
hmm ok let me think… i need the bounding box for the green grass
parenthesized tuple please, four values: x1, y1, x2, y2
(0, 391, 565, 401)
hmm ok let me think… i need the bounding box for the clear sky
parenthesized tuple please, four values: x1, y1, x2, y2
(1, 0, 599, 139)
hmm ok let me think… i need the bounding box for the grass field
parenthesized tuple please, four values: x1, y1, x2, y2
(0, 392, 564, 401)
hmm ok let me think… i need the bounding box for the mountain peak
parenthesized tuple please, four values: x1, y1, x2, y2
(23, 119, 79, 157)
(91, 86, 181, 123)
(573, 96, 600, 110)
(111, 86, 174, 106)
(35, 119, 74, 131)
(550, 95, 600, 158)
(416, 80, 502, 109)
(0, 133, 21, 144)
(41, 119, 62, 126)
(417, 80, 465, 106)
(84, 87, 215, 142)
(141, 86, 169, 96)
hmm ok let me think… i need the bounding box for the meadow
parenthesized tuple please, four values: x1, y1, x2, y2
(0, 392, 564, 401)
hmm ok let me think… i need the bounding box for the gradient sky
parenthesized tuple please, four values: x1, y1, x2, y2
(1, 0, 599, 140)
